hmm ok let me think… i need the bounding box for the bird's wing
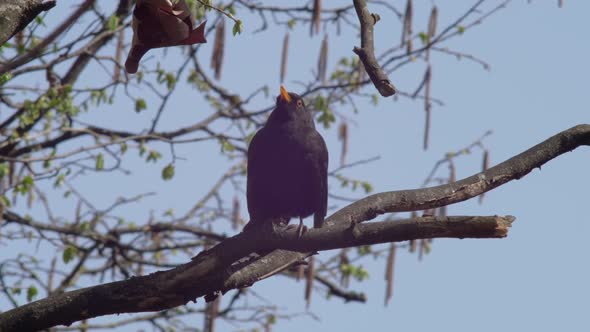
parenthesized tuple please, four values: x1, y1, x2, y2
(313, 131, 329, 228)
(246, 127, 267, 223)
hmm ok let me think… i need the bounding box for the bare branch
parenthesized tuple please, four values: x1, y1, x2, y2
(0, 215, 512, 331)
(3, 122, 589, 330)
(330, 124, 590, 223)
(352, 0, 396, 96)
(0, 0, 56, 45)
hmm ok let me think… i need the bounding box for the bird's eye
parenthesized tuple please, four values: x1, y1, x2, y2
(297, 100, 303, 107)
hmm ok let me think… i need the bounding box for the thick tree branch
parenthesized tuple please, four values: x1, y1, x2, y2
(0, 215, 511, 331)
(0, 0, 92, 75)
(1, 124, 589, 331)
(0, 0, 56, 46)
(329, 124, 590, 223)
(352, 0, 396, 96)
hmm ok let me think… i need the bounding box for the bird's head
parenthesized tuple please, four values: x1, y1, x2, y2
(268, 86, 314, 127)
(276, 85, 304, 110)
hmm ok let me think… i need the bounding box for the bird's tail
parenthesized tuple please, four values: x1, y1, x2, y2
(314, 214, 324, 229)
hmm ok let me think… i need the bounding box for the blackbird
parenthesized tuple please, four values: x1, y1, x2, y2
(246, 86, 328, 234)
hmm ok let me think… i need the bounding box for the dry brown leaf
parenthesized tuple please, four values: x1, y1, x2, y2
(338, 122, 348, 167)
(231, 195, 240, 230)
(211, 18, 225, 80)
(384, 244, 396, 306)
(428, 6, 438, 37)
(311, 0, 321, 36)
(305, 255, 315, 308)
(114, 29, 124, 81)
(317, 34, 328, 82)
(339, 248, 350, 287)
(280, 33, 289, 83)
(402, 0, 413, 51)
(423, 65, 432, 150)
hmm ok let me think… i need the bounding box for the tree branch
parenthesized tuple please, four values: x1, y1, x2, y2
(0, 0, 56, 45)
(0, 0, 91, 75)
(352, 0, 396, 96)
(329, 124, 590, 223)
(1, 124, 589, 331)
(0, 215, 512, 331)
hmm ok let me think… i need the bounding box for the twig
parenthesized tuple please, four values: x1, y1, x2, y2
(352, 0, 396, 96)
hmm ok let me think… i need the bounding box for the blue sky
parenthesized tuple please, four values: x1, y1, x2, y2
(2, 1, 589, 331)
(238, 2, 590, 331)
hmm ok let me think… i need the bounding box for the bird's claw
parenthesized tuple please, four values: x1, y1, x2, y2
(296, 223, 308, 238)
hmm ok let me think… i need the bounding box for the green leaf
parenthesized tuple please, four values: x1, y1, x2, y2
(371, 94, 379, 106)
(287, 19, 297, 29)
(79, 221, 91, 231)
(232, 20, 243, 36)
(54, 173, 65, 188)
(245, 132, 256, 145)
(0, 195, 10, 208)
(107, 15, 120, 31)
(361, 181, 373, 193)
(268, 315, 277, 324)
(0, 72, 13, 85)
(146, 150, 162, 162)
(226, 4, 236, 16)
(135, 98, 147, 113)
(357, 245, 371, 255)
(34, 15, 45, 26)
(165, 73, 176, 90)
(27, 286, 38, 302)
(221, 140, 235, 152)
(457, 25, 465, 34)
(139, 142, 146, 157)
(418, 31, 429, 44)
(317, 108, 336, 129)
(0, 163, 8, 178)
(62, 245, 78, 263)
(16, 176, 34, 195)
(339, 264, 369, 281)
(352, 266, 369, 281)
(186, 0, 196, 9)
(95, 153, 104, 170)
(423, 241, 432, 254)
(162, 164, 175, 180)
(120, 142, 128, 154)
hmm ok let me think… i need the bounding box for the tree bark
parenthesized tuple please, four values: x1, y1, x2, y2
(0, 215, 513, 332)
(0, 0, 56, 45)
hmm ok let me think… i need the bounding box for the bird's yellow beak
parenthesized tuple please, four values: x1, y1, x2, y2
(279, 85, 292, 103)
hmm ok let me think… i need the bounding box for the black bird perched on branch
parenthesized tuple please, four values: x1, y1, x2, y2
(245, 86, 328, 235)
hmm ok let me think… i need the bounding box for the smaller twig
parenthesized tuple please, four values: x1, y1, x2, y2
(197, 1, 240, 24)
(352, 0, 396, 96)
